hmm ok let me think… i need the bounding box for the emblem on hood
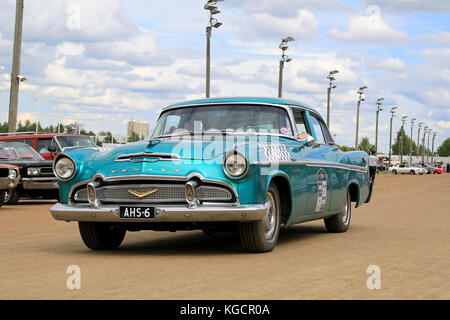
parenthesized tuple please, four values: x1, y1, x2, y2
(128, 188, 159, 198)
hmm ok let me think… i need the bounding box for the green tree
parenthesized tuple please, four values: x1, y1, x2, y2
(358, 137, 375, 154)
(339, 145, 356, 152)
(437, 138, 450, 157)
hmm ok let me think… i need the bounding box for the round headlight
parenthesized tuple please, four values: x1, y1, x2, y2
(8, 169, 18, 179)
(223, 152, 248, 178)
(54, 157, 75, 180)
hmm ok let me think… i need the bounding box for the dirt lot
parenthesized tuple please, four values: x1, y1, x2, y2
(0, 174, 449, 300)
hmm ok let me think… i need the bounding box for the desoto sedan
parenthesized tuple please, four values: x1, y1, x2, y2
(50, 97, 372, 253)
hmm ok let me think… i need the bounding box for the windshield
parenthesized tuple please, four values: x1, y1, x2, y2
(57, 136, 96, 149)
(0, 145, 44, 161)
(152, 104, 294, 138)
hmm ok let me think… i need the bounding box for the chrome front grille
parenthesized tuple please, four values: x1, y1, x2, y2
(74, 183, 233, 204)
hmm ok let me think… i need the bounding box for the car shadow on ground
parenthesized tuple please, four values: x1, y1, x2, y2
(69, 224, 328, 256)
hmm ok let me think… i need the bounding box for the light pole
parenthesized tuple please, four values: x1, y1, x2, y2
(375, 98, 384, 153)
(417, 122, 423, 158)
(400, 115, 407, 164)
(278, 37, 294, 98)
(431, 132, 437, 163)
(355, 86, 367, 149)
(409, 118, 416, 164)
(426, 129, 431, 164)
(204, 0, 223, 98)
(326, 70, 339, 127)
(7, 0, 25, 133)
(422, 126, 428, 164)
(388, 106, 397, 168)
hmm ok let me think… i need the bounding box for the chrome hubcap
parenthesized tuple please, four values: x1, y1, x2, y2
(4, 190, 10, 202)
(263, 192, 277, 240)
(341, 197, 350, 225)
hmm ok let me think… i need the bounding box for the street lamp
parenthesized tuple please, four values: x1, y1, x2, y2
(388, 106, 397, 168)
(417, 122, 423, 157)
(409, 118, 416, 164)
(326, 70, 339, 127)
(204, 0, 223, 98)
(278, 36, 295, 98)
(426, 129, 432, 164)
(422, 126, 428, 164)
(400, 115, 407, 164)
(431, 132, 437, 163)
(355, 86, 367, 149)
(375, 97, 384, 153)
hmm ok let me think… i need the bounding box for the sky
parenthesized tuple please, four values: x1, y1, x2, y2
(0, 0, 449, 153)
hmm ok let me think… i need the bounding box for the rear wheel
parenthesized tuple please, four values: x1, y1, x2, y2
(392, 170, 398, 175)
(324, 190, 351, 233)
(239, 184, 281, 253)
(78, 222, 126, 250)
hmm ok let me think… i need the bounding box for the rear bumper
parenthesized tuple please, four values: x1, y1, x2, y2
(22, 177, 58, 190)
(0, 177, 20, 190)
(50, 203, 269, 223)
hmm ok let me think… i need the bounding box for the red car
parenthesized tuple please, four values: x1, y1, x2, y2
(0, 133, 97, 160)
(434, 166, 445, 174)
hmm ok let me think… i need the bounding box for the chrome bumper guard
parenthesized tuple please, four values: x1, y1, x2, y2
(0, 177, 20, 190)
(50, 203, 269, 223)
(22, 177, 59, 190)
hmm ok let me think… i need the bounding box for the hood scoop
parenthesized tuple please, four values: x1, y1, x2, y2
(115, 152, 180, 162)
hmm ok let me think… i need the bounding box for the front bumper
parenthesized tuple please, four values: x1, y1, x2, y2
(22, 177, 59, 190)
(0, 177, 20, 190)
(50, 203, 269, 223)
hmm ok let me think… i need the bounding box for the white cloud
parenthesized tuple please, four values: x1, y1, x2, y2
(419, 31, 450, 45)
(376, 58, 407, 72)
(362, 0, 450, 13)
(329, 9, 409, 44)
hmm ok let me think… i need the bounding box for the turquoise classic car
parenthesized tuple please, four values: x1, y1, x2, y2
(50, 97, 372, 253)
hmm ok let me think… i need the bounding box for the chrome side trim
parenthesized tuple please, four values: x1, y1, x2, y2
(253, 161, 368, 173)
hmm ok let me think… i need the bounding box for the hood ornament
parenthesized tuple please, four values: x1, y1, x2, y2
(128, 188, 159, 198)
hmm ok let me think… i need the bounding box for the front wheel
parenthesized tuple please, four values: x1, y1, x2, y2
(0, 191, 5, 207)
(392, 170, 397, 175)
(324, 190, 351, 233)
(239, 184, 281, 253)
(78, 222, 126, 250)
(410, 170, 415, 175)
(5, 189, 19, 205)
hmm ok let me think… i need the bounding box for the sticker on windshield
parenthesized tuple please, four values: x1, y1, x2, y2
(280, 127, 289, 135)
(315, 169, 327, 212)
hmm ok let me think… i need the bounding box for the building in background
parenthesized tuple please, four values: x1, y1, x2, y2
(127, 120, 150, 141)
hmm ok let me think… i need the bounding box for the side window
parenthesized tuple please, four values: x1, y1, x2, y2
(292, 108, 310, 135)
(309, 115, 326, 144)
(320, 121, 334, 144)
(36, 139, 52, 153)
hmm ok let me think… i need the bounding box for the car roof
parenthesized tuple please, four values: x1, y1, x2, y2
(0, 133, 86, 139)
(163, 96, 319, 114)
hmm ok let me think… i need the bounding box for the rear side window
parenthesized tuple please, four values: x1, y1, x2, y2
(292, 108, 310, 135)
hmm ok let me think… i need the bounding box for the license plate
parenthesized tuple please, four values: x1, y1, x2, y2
(119, 207, 155, 219)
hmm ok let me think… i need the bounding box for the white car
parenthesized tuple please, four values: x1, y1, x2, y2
(390, 164, 426, 175)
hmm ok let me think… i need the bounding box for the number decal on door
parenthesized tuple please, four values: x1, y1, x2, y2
(315, 169, 327, 212)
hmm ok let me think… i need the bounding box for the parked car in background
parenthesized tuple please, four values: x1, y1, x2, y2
(434, 165, 444, 174)
(0, 164, 20, 207)
(0, 133, 97, 160)
(51, 97, 372, 253)
(412, 164, 428, 175)
(0, 142, 58, 204)
(377, 163, 387, 172)
(391, 164, 425, 175)
(422, 164, 435, 174)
